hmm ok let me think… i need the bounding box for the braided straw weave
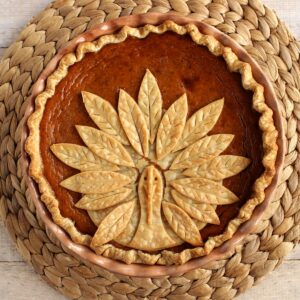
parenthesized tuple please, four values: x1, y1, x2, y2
(0, 0, 300, 299)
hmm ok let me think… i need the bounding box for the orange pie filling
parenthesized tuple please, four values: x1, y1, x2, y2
(40, 31, 264, 250)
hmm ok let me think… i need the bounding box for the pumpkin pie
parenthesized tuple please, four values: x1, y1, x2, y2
(25, 20, 278, 265)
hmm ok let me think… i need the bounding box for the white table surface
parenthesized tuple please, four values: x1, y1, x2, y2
(0, 1, 299, 299)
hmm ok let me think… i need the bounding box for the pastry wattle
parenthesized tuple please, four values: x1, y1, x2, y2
(26, 21, 278, 265)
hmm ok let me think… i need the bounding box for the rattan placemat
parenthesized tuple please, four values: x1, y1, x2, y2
(0, 0, 299, 299)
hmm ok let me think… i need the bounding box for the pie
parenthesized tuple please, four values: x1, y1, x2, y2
(25, 20, 278, 265)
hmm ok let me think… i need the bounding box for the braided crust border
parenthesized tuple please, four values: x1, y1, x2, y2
(25, 21, 278, 265)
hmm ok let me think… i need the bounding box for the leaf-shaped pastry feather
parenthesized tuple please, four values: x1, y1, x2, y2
(171, 190, 220, 224)
(76, 125, 134, 168)
(88, 206, 114, 226)
(75, 188, 132, 210)
(170, 134, 234, 170)
(193, 219, 207, 230)
(50, 143, 119, 172)
(162, 202, 202, 246)
(91, 201, 135, 247)
(138, 69, 163, 144)
(174, 99, 224, 151)
(170, 177, 239, 205)
(183, 155, 251, 180)
(82, 91, 129, 145)
(60, 171, 131, 194)
(118, 168, 139, 183)
(156, 94, 188, 160)
(118, 89, 149, 157)
(114, 196, 140, 245)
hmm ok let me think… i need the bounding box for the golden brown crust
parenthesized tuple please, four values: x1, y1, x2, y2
(26, 21, 278, 265)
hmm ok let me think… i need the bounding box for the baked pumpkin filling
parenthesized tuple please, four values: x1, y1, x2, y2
(41, 32, 263, 238)
(27, 21, 277, 264)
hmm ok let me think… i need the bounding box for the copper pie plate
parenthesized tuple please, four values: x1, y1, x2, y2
(21, 13, 285, 277)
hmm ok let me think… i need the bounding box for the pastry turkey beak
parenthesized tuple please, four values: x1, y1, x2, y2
(144, 165, 155, 225)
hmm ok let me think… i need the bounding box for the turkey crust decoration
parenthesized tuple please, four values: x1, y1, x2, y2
(50, 70, 250, 251)
(26, 21, 278, 265)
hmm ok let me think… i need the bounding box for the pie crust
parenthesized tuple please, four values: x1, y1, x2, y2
(26, 21, 278, 265)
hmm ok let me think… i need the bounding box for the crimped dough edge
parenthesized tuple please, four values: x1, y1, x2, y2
(26, 21, 278, 265)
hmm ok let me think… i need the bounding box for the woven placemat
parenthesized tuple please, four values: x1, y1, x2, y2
(0, 0, 300, 299)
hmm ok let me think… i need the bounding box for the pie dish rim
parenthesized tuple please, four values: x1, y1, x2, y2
(22, 13, 285, 271)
